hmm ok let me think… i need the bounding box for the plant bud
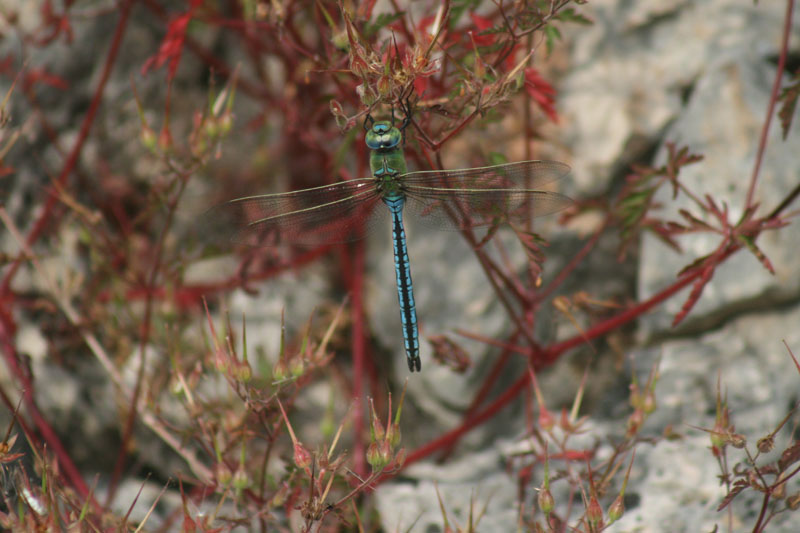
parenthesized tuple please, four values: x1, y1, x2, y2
(729, 433, 746, 449)
(608, 494, 624, 523)
(786, 492, 800, 510)
(290, 358, 305, 377)
(387, 422, 401, 448)
(643, 389, 656, 414)
(757, 435, 774, 453)
(367, 441, 385, 471)
(293, 442, 311, 471)
(232, 467, 250, 491)
(272, 361, 288, 381)
(538, 487, 554, 515)
(586, 495, 603, 528)
(140, 126, 157, 152)
(234, 359, 252, 382)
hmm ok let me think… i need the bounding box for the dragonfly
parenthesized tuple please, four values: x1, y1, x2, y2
(217, 112, 572, 372)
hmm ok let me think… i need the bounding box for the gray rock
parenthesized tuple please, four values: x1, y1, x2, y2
(375, 444, 519, 531)
(612, 303, 800, 532)
(638, 53, 800, 335)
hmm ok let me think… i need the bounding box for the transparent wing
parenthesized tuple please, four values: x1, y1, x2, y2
(400, 160, 573, 230)
(210, 179, 386, 246)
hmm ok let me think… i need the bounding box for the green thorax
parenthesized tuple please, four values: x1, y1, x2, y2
(365, 120, 407, 197)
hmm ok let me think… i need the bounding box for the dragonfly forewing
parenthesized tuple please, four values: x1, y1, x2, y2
(400, 161, 573, 230)
(399, 160, 570, 188)
(213, 179, 386, 246)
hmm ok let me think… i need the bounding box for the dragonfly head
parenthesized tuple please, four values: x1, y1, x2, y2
(365, 121, 402, 151)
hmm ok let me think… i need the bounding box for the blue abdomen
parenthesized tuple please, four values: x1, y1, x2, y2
(382, 195, 421, 372)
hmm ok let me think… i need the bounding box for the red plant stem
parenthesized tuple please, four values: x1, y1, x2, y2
(92, 247, 330, 309)
(766, 181, 800, 221)
(277, 18, 318, 62)
(522, 31, 534, 165)
(520, 238, 740, 365)
(0, 0, 133, 506)
(402, 364, 530, 468)
(746, 0, 795, 208)
(479, 239, 528, 305)
(400, 244, 739, 466)
(388, 0, 414, 42)
(536, 215, 609, 304)
(312, 4, 335, 60)
(459, 230, 538, 348)
(465, 333, 519, 416)
(348, 239, 368, 477)
(0, 0, 134, 298)
(139, 0, 271, 100)
(224, 5, 271, 82)
(414, 127, 542, 350)
(438, 331, 521, 461)
(108, 175, 189, 504)
(532, 259, 708, 364)
(753, 490, 771, 533)
(455, 328, 531, 352)
(431, 111, 479, 151)
(0, 312, 95, 505)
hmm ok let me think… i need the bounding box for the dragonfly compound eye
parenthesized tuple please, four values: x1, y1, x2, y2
(366, 124, 401, 150)
(366, 121, 402, 150)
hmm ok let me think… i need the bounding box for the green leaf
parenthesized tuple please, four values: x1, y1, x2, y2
(543, 25, 561, 56)
(555, 8, 593, 26)
(364, 11, 405, 37)
(617, 186, 657, 241)
(449, 0, 482, 27)
(736, 234, 775, 274)
(487, 152, 509, 166)
(778, 70, 800, 140)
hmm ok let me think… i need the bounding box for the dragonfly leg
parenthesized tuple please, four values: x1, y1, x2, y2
(363, 113, 374, 132)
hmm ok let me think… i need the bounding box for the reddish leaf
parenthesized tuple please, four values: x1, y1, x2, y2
(676, 252, 713, 278)
(429, 335, 471, 373)
(417, 15, 437, 35)
(673, 262, 715, 326)
(717, 479, 749, 511)
(665, 221, 688, 232)
(0, 55, 11, 76)
(678, 209, 714, 231)
(778, 441, 800, 471)
(502, 43, 525, 71)
(414, 75, 429, 96)
(514, 228, 548, 267)
(358, 0, 377, 19)
(0, 452, 24, 463)
(24, 68, 69, 91)
(141, 0, 202, 80)
(343, 11, 372, 80)
(778, 70, 799, 140)
(36, 0, 74, 45)
(524, 67, 559, 122)
(469, 13, 496, 46)
(647, 223, 683, 252)
(737, 234, 775, 274)
(0, 165, 15, 178)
